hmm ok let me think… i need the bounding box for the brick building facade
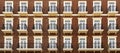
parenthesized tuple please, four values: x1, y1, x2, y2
(0, 0, 120, 53)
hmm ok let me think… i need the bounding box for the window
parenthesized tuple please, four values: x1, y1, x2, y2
(34, 1, 42, 12)
(64, 1, 72, 12)
(64, 19, 72, 30)
(19, 37, 27, 48)
(49, 37, 57, 48)
(4, 37, 12, 48)
(49, 1, 57, 12)
(78, 1, 86, 12)
(108, 37, 116, 48)
(20, 1, 28, 12)
(4, 18, 13, 30)
(5, 1, 13, 12)
(34, 20, 42, 29)
(78, 18, 87, 30)
(93, 37, 101, 48)
(93, 1, 101, 12)
(49, 19, 57, 30)
(34, 37, 42, 48)
(108, 1, 116, 11)
(78, 37, 86, 48)
(93, 19, 101, 29)
(19, 18, 28, 30)
(108, 18, 116, 29)
(64, 37, 72, 48)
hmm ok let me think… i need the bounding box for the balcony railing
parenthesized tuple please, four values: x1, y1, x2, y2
(93, 6, 101, 12)
(78, 43, 86, 48)
(0, 43, 12, 48)
(108, 6, 116, 12)
(64, 43, 71, 48)
(19, 6, 27, 12)
(18, 43, 27, 48)
(79, 6, 86, 12)
(3, 6, 13, 12)
(64, 6, 71, 12)
(18, 24, 27, 30)
(3, 24, 12, 30)
(34, 43, 42, 48)
(64, 24, 72, 30)
(49, 43, 57, 48)
(33, 24, 42, 30)
(49, 6, 57, 12)
(109, 43, 116, 48)
(34, 6, 42, 12)
(94, 23, 101, 29)
(49, 24, 57, 30)
(78, 24, 87, 30)
(93, 43, 102, 48)
(108, 23, 117, 30)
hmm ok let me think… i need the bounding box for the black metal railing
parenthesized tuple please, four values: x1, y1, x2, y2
(93, 6, 101, 12)
(78, 43, 86, 48)
(0, 43, 12, 48)
(18, 24, 27, 30)
(17, 43, 42, 48)
(19, 6, 27, 12)
(108, 42, 116, 48)
(109, 23, 117, 29)
(2, 24, 12, 30)
(34, 43, 42, 48)
(64, 43, 72, 48)
(34, 6, 42, 12)
(49, 43, 57, 48)
(78, 24, 87, 30)
(94, 23, 102, 29)
(3, 6, 13, 12)
(78, 43, 103, 48)
(64, 24, 72, 30)
(64, 6, 71, 12)
(93, 43, 102, 48)
(49, 6, 57, 12)
(79, 6, 86, 12)
(33, 24, 42, 30)
(49, 24, 57, 30)
(108, 6, 116, 11)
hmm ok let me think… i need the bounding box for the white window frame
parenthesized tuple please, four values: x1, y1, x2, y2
(4, 36, 13, 49)
(20, 1, 28, 12)
(63, 36, 72, 48)
(64, 1, 72, 12)
(5, 1, 13, 12)
(78, 1, 86, 12)
(108, 36, 117, 48)
(34, 1, 42, 12)
(108, 1, 116, 11)
(34, 36, 42, 48)
(107, 18, 117, 29)
(34, 18, 43, 30)
(63, 18, 72, 30)
(93, 36, 102, 48)
(78, 36, 87, 48)
(19, 36, 27, 48)
(4, 18, 13, 30)
(48, 36, 57, 48)
(93, 18, 102, 29)
(19, 18, 28, 30)
(78, 18, 87, 30)
(49, 1, 57, 12)
(93, 1, 101, 12)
